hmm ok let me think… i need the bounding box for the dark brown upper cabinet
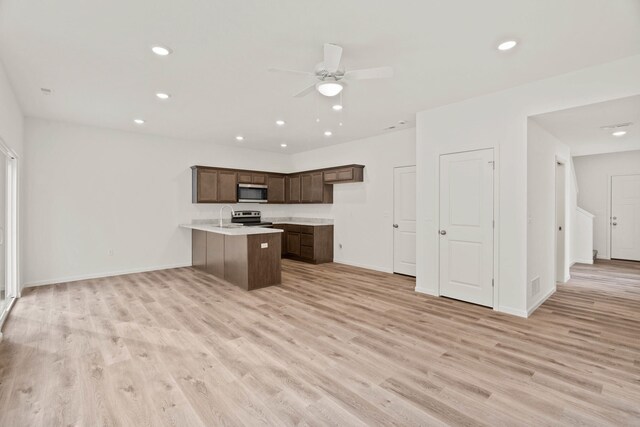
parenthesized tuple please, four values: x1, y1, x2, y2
(238, 171, 267, 185)
(323, 165, 364, 183)
(267, 175, 286, 203)
(287, 175, 301, 203)
(217, 170, 238, 202)
(301, 172, 325, 203)
(192, 164, 363, 204)
(193, 168, 219, 203)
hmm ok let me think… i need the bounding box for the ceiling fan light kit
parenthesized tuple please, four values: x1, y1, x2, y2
(317, 81, 343, 97)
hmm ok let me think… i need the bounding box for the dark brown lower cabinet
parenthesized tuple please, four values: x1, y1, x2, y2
(192, 229, 281, 290)
(273, 225, 287, 255)
(286, 232, 301, 256)
(279, 224, 333, 264)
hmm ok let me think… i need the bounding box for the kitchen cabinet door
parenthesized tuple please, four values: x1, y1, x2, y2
(268, 175, 286, 203)
(301, 172, 324, 203)
(218, 170, 238, 202)
(195, 169, 218, 203)
(237, 172, 253, 184)
(286, 232, 301, 256)
(287, 175, 301, 203)
(252, 174, 267, 185)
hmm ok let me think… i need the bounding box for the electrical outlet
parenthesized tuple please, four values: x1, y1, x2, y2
(261, 243, 268, 249)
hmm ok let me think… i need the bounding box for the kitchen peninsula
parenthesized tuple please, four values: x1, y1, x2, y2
(181, 224, 283, 290)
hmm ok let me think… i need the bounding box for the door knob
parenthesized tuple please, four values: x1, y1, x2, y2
(393, 224, 399, 228)
(439, 230, 447, 235)
(612, 222, 617, 226)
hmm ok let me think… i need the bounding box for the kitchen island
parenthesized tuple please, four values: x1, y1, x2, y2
(180, 224, 283, 290)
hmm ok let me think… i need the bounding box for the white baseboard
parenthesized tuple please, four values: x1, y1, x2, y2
(496, 305, 528, 318)
(573, 258, 594, 265)
(22, 262, 192, 288)
(414, 286, 438, 296)
(527, 286, 556, 317)
(333, 260, 393, 274)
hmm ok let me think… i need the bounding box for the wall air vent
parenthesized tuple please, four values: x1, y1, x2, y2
(600, 122, 633, 130)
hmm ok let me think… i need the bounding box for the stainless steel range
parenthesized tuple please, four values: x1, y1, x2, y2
(231, 210, 273, 227)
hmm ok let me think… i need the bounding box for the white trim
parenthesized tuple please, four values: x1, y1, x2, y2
(414, 286, 438, 296)
(527, 286, 556, 316)
(0, 136, 18, 324)
(333, 260, 393, 274)
(496, 305, 528, 318)
(22, 262, 192, 288)
(0, 296, 15, 331)
(573, 258, 594, 265)
(575, 206, 594, 218)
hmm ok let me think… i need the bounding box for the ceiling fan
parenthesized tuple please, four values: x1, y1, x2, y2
(269, 43, 393, 98)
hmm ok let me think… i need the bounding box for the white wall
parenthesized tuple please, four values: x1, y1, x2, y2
(573, 150, 640, 260)
(416, 54, 640, 317)
(526, 119, 570, 314)
(23, 118, 294, 286)
(24, 119, 416, 286)
(290, 128, 416, 273)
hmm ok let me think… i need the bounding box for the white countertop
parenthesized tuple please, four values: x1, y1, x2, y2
(271, 220, 333, 226)
(180, 223, 283, 236)
(266, 217, 333, 226)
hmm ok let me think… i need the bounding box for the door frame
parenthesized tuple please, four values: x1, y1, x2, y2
(0, 136, 19, 332)
(393, 164, 417, 276)
(554, 156, 569, 283)
(437, 147, 498, 309)
(608, 173, 640, 260)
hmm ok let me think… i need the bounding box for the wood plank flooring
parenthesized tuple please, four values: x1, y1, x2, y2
(0, 259, 639, 426)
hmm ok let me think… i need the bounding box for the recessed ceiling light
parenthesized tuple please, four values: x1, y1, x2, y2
(332, 104, 343, 111)
(497, 40, 517, 51)
(612, 131, 627, 137)
(235, 135, 244, 141)
(133, 119, 145, 125)
(276, 120, 286, 126)
(317, 81, 343, 97)
(156, 92, 171, 100)
(324, 131, 333, 137)
(280, 143, 287, 148)
(151, 46, 172, 56)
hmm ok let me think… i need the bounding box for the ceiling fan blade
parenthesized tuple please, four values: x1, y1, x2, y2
(293, 83, 316, 97)
(268, 67, 314, 76)
(344, 66, 394, 80)
(323, 43, 343, 73)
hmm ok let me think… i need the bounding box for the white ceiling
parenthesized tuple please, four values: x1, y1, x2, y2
(532, 95, 640, 157)
(1, 1, 640, 153)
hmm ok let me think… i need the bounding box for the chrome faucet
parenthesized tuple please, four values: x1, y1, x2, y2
(219, 205, 235, 228)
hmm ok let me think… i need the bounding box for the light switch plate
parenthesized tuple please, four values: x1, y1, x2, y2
(261, 243, 268, 249)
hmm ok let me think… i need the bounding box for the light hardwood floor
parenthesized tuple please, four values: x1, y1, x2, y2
(0, 259, 639, 426)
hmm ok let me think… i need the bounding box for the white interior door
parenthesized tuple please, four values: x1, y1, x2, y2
(393, 166, 416, 276)
(611, 174, 640, 261)
(439, 149, 494, 307)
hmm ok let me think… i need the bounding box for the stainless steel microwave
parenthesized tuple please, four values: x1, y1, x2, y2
(237, 183, 268, 203)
